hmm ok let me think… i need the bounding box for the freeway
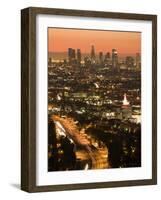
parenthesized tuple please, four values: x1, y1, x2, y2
(52, 115, 109, 170)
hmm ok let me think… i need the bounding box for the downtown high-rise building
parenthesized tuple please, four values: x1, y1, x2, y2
(77, 49, 81, 63)
(99, 51, 103, 64)
(68, 48, 75, 59)
(105, 52, 110, 60)
(112, 49, 118, 71)
(91, 45, 96, 62)
(104, 52, 110, 64)
(68, 48, 76, 64)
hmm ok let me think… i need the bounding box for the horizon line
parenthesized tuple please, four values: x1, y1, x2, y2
(48, 51, 140, 55)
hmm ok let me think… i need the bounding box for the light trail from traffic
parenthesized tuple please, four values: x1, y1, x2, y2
(52, 115, 109, 170)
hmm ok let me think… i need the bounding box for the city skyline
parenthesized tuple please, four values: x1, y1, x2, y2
(48, 28, 141, 172)
(48, 28, 141, 54)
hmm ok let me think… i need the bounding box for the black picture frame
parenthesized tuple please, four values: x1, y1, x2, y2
(21, 7, 157, 192)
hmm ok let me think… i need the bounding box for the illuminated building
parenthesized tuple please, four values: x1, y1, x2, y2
(122, 93, 130, 106)
(84, 56, 91, 66)
(122, 93, 132, 119)
(112, 49, 119, 71)
(72, 92, 87, 98)
(48, 44, 141, 171)
(125, 56, 134, 68)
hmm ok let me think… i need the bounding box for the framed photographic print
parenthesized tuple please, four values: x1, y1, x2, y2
(21, 7, 157, 192)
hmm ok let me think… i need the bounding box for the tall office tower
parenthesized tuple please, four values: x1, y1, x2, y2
(68, 48, 76, 64)
(99, 51, 103, 64)
(91, 45, 96, 61)
(112, 49, 118, 71)
(104, 52, 110, 64)
(77, 49, 81, 63)
(125, 56, 134, 69)
(105, 52, 110, 60)
(72, 49, 76, 59)
(68, 48, 73, 63)
(136, 53, 141, 69)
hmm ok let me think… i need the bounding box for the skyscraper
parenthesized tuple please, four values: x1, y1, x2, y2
(99, 51, 103, 64)
(91, 45, 96, 62)
(112, 49, 118, 71)
(68, 48, 76, 64)
(72, 49, 76, 59)
(105, 52, 110, 60)
(104, 52, 110, 65)
(77, 49, 81, 63)
(68, 48, 73, 63)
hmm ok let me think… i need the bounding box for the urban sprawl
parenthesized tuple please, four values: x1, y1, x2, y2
(48, 45, 141, 172)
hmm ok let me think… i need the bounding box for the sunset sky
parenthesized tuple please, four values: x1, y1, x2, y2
(48, 28, 141, 55)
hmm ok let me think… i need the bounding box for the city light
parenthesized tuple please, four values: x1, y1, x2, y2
(48, 33, 141, 172)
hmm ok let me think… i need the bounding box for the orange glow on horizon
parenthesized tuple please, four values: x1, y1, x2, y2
(48, 28, 141, 55)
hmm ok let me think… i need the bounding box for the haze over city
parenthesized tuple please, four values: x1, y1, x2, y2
(48, 28, 141, 55)
(48, 27, 141, 172)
